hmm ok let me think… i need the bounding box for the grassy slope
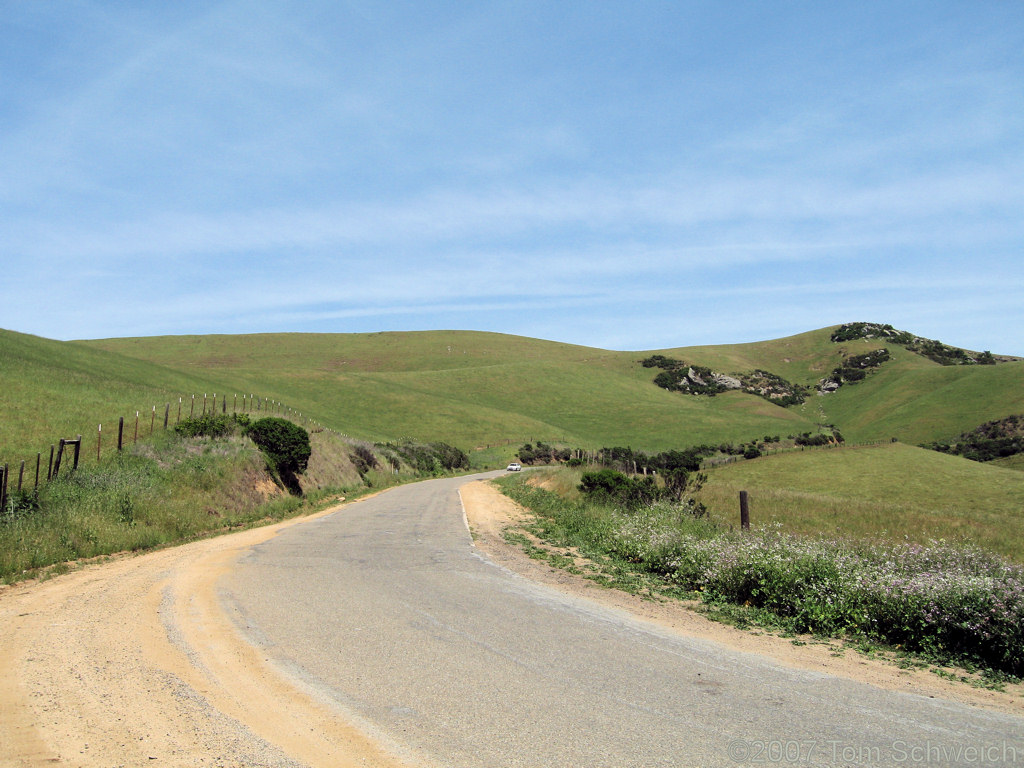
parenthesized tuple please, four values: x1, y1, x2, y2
(657, 327, 930, 387)
(818, 359, 1024, 444)
(696, 443, 1024, 562)
(83, 331, 816, 450)
(0, 329, 242, 464)
(6, 324, 1020, 464)
(666, 328, 1024, 444)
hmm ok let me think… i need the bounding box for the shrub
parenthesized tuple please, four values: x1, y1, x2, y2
(245, 418, 311, 491)
(381, 441, 469, 475)
(174, 413, 250, 438)
(579, 469, 661, 509)
(923, 415, 1024, 462)
(350, 444, 379, 476)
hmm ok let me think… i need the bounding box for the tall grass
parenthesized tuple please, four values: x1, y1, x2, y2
(0, 431, 294, 581)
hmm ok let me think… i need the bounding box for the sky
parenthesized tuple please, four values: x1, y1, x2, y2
(2, 1, 1022, 353)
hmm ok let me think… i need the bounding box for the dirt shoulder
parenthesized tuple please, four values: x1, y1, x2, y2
(459, 478, 1024, 717)
(0, 501, 414, 768)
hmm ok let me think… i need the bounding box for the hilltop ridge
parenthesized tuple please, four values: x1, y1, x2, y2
(1, 323, 1022, 463)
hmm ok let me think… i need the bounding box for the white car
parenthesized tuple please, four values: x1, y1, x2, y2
(506, 462, 522, 471)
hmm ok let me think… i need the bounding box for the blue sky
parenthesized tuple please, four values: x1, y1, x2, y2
(2, 1, 1022, 353)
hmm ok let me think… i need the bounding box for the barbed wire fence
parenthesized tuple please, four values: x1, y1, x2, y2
(0, 392, 332, 510)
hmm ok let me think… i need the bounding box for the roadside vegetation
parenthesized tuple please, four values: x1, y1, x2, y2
(496, 465, 1024, 680)
(0, 413, 473, 584)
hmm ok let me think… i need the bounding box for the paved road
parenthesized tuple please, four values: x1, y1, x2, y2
(222, 473, 1024, 767)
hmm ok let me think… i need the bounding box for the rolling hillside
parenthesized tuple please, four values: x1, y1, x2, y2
(2, 323, 1021, 468)
(80, 331, 818, 451)
(0, 329, 238, 463)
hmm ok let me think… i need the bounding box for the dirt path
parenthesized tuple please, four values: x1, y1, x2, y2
(0, 501, 411, 768)
(459, 478, 1024, 717)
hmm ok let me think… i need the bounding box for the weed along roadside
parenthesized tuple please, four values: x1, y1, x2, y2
(494, 466, 1024, 684)
(0, 409, 477, 585)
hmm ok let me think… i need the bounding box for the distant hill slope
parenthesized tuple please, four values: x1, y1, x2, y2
(0, 329, 237, 462)
(80, 331, 817, 451)
(2, 324, 1020, 464)
(654, 326, 1024, 445)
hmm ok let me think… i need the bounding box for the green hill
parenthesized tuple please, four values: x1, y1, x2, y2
(0, 329, 237, 464)
(3, 322, 1023, 581)
(79, 330, 818, 452)
(3, 323, 1021, 470)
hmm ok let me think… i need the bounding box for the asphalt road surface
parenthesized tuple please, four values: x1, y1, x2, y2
(222, 473, 1024, 767)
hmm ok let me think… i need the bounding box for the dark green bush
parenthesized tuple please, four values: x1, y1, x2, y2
(174, 413, 250, 438)
(924, 415, 1024, 462)
(579, 469, 661, 509)
(245, 417, 311, 489)
(382, 441, 469, 475)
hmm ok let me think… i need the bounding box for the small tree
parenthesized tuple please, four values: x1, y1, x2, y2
(246, 417, 311, 493)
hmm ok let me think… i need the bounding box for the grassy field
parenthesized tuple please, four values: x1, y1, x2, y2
(695, 442, 1024, 562)
(81, 330, 819, 451)
(83, 327, 1023, 455)
(0, 329, 256, 466)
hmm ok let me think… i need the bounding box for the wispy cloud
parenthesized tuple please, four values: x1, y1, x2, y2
(1, 1, 1021, 353)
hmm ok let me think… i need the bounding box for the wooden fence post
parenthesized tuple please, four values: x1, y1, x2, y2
(739, 490, 750, 531)
(97, 424, 102, 462)
(35, 453, 40, 490)
(53, 439, 66, 479)
(164, 403, 170, 429)
(177, 397, 182, 424)
(118, 416, 124, 451)
(150, 405, 156, 435)
(190, 394, 196, 418)
(134, 412, 139, 444)
(72, 436, 81, 471)
(0, 465, 6, 512)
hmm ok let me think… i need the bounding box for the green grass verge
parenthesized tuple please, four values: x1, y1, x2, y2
(0, 424, 443, 584)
